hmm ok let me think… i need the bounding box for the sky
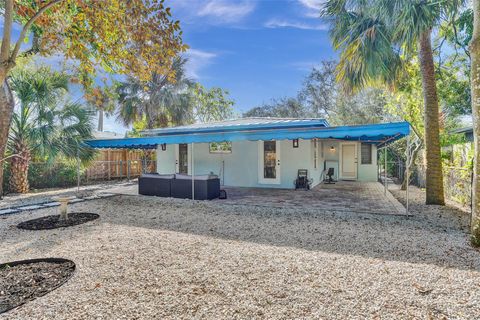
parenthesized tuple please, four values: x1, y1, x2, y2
(3, 0, 337, 134)
(171, 0, 335, 112)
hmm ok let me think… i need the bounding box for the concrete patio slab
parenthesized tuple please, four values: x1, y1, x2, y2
(215, 181, 406, 216)
(104, 180, 406, 216)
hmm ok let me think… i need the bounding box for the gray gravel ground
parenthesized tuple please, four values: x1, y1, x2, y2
(1, 186, 479, 319)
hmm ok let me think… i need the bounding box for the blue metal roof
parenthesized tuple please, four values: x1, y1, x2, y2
(85, 121, 410, 149)
(141, 118, 329, 136)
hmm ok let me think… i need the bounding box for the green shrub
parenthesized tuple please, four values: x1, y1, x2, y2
(2, 161, 84, 194)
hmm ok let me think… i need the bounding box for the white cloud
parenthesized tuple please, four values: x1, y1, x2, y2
(172, 0, 255, 24)
(198, 0, 255, 22)
(183, 48, 218, 79)
(299, 0, 325, 10)
(298, 0, 326, 17)
(264, 18, 328, 31)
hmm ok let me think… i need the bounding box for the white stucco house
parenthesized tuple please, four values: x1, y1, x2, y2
(147, 119, 377, 189)
(87, 118, 407, 190)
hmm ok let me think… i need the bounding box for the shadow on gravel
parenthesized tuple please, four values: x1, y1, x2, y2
(97, 194, 480, 272)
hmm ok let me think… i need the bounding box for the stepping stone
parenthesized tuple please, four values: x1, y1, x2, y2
(69, 198, 85, 203)
(42, 202, 61, 207)
(83, 196, 99, 200)
(18, 205, 43, 211)
(0, 208, 20, 215)
(97, 193, 115, 198)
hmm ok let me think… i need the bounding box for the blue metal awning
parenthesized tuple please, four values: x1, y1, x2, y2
(85, 121, 410, 149)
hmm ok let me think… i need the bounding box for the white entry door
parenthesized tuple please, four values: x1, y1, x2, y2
(258, 140, 281, 184)
(340, 143, 357, 180)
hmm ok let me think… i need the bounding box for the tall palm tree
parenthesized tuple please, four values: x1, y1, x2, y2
(322, 0, 462, 205)
(116, 57, 194, 129)
(470, 0, 480, 244)
(8, 67, 95, 193)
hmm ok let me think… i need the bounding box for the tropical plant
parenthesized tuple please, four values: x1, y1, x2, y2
(190, 83, 235, 123)
(7, 66, 95, 193)
(470, 0, 480, 245)
(117, 57, 194, 129)
(0, 0, 186, 198)
(321, 0, 465, 205)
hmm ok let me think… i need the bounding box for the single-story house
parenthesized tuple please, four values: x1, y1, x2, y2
(86, 118, 410, 190)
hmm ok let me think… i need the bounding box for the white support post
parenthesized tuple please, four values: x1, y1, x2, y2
(406, 135, 410, 215)
(76, 147, 80, 193)
(384, 145, 387, 194)
(191, 142, 195, 200)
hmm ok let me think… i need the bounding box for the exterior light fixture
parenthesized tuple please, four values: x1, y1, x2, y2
(161, 143, 167, 151)
(293, 139, 299, 148)
(330, 146, 335, 151)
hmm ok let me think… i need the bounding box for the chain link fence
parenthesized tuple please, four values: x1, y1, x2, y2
(413, 164, 473, 209)
(378, 160, 473, 210)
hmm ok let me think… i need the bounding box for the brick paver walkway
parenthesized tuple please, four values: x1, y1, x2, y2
(216, 181, 406, 216)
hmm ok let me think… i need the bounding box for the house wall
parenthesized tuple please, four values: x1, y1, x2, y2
(156, 139, 378, 189)
(357, 144, 378, 182)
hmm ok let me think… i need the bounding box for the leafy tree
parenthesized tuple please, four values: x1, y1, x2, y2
(470, 0, 480, 245)
(191, 83, 235, 123)
(298, 60, 338, 118)
(85, 84, 117, 132)
(243, 97, 308, 118)
(321, 0, 465, 205)
(8, 66, 94, 193)
(0, 0, 186, 197)
(117, 57, 193, 129)
(245, 63, 391, 125)
(333, 88, 391, 125)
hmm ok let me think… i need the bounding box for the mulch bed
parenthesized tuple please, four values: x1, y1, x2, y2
(17, 212, 99, 230)
(0, 258, 76, 314)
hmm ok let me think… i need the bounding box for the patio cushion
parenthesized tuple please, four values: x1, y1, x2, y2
(174, 174, 218, 180)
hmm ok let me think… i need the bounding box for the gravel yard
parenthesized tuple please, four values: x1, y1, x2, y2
(1, 186, 479, 319)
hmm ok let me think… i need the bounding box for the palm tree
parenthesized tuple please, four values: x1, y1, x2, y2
(322, 0, 462, 205)
(470, 0, 480, 244)
(8, 66, 95, 193)
(116, 57, 194, 129)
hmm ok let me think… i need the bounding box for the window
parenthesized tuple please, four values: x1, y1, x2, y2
(263, 141, 276, 178)
(313, 139, 318, 169)
(209, 142, 232, 154)
(361, 143, 372, 164)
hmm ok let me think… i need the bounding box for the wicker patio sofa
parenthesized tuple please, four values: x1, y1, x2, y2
(171, 174, 220, 200)
(138, 173, 220, 200)
(138, 173, 174, 197)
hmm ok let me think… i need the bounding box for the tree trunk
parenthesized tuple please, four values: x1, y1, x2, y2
(9, 140, 31, 193)
(401, 142, 422, 190)
(401, 125, 423, 191)
(418, 30, 445, 205)
(0, 80, 15, 198)
(98, 109, 104, 132)
(470, 0, 480, 245)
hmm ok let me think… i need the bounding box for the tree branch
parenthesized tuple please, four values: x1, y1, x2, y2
(1, 0, 14, 64)
(10, 0, 64, 62)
